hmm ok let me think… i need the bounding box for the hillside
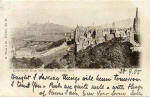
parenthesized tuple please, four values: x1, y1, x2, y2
(75, 38, 140, 68)
(60, 38, 140, 69)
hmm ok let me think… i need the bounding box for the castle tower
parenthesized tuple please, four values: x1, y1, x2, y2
(134, 8, 140, 43)
(133, 8, 140, 35)
(130, 8, 140, 44)
(74, 25, 79, 43)
(74, 25, 80, 54)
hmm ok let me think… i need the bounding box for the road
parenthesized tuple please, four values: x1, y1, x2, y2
(39, 43, 69, 66)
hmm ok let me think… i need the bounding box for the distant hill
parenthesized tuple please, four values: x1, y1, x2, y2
(12, 22, 73, 41)
(26, 22, 72, 34)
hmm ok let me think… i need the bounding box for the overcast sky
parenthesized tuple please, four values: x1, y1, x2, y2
(4, 0, 137, 28)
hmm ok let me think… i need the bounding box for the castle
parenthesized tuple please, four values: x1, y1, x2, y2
(72, 8, 140, 52)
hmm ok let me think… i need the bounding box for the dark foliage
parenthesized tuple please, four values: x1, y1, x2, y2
(48, 38, 66, 49)
(44, 59, 62, 69)
(130, 51, 140, 67)
(36, 38, 66, 52)
(63, 52, 76, 68)
(66, 39, 75, 45)
(30, 57, 43, 68)
(11, 57, 43, 68)
(74, 38, 139, 68)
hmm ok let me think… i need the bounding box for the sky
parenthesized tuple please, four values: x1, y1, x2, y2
(3, 0, 137, 28)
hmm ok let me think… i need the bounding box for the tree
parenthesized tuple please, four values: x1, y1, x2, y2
(30, 57, 43, 68)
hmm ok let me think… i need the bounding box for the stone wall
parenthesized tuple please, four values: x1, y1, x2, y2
(73, 25, 135, 52)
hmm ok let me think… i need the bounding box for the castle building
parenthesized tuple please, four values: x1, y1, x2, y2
(72, 8, 140, 52)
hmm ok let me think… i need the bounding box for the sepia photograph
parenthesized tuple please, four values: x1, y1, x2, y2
(10, 1, 141, 69)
